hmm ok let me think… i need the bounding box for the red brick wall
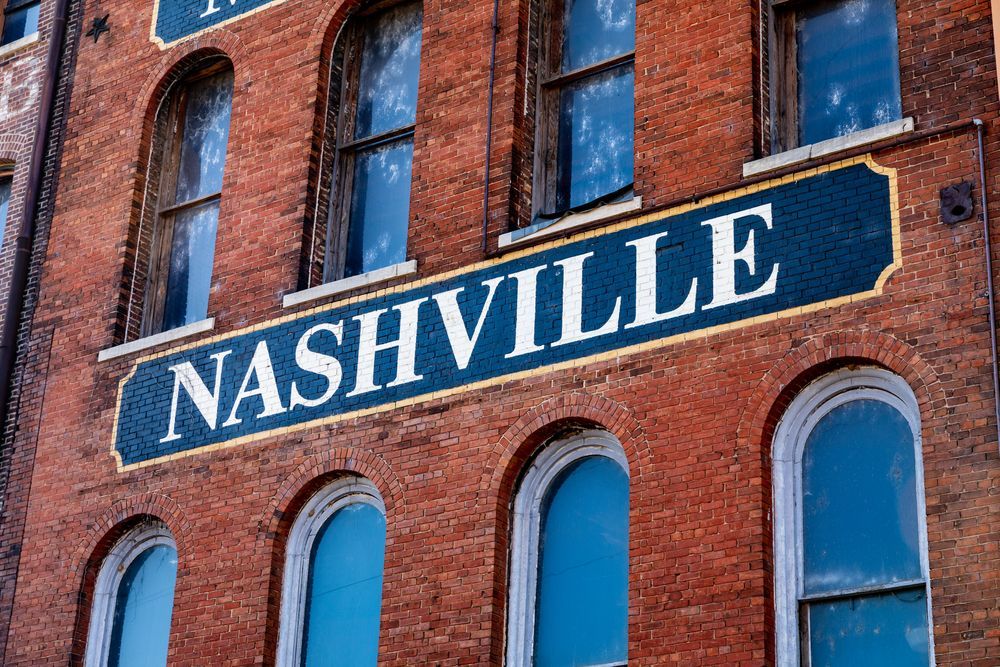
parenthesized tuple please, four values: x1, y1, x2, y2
(1, 0, 999, 665)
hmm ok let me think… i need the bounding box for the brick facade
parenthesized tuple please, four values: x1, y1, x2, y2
(0, 0, 998, 664)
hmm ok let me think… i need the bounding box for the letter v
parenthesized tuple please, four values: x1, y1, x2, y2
(432, 277, 504, 370)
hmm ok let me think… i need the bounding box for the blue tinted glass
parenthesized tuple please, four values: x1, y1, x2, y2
(556, 65, 633, 211)
(301, 502, 386, 667)
(796, 0, 901, 145)
(0, 178, 11, 246)
(1, 3, 40, 46)
(344, 139, 412, 277)
(802, 399, 922, 595)
(174, 69, 234, 203)
(107, 544, 178, 667)
(561, 0, 635, 71)
(534, 456, 628, 666)
(354, 2, 422, 139)
(162, 200, 219, 331)
(809, 588, 930, 666)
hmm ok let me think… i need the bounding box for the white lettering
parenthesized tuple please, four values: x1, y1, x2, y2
(160, 350, 232, 443)
(552, 252, 621, 347)
(222, 341, 287, 427)
(505, 265, 547, 359)
(433, 277, 504, 370)
(200, 0, 238, 18)
(348, 298, 428, 396)
(624, 231, 698, 328)
(289, 323, 344, 411)
(702, 204, 779, 310)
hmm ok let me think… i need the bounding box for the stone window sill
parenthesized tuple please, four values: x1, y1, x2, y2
(283, 260, 418, 309)
(743, 117, 914, 178)
(0, 32, 39, 60)
(498, 196, 643, 250)
(97, 318, 215, 362)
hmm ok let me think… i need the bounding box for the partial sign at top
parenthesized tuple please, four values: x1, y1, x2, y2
(152, 0, 289, 48)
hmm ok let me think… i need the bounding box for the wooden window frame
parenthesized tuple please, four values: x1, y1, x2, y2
(0, 0, 40, 46)
(532, 0, 635, 218)
(141, 59, 230, 337)
(324, 0, 419, 283)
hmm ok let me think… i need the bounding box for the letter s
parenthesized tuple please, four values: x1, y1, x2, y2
(289, 323, 344, 411)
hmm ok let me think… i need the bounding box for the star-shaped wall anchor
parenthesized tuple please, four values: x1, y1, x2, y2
(86, 14, 110, 43)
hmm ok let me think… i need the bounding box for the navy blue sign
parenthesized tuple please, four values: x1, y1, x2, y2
(111, 160, 898, 469)
(153, 0, 283, 47)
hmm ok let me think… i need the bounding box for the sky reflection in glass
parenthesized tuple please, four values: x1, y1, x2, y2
(162, 201, 219, 331)
(534, 456, 628, 666)
(796, 0, 901, 145)
(802, 399, 921, 595)
(561, 0, 634, 72)
(0, 178, 11, 247)
(175, 69, 233, 204)
(107, 544, 177, 667)
(354, 2, 422, 139)
(556, 66, 634, 210)
(300, 502, 386, 667)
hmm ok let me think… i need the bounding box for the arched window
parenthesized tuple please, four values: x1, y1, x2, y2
(138, 57, 234, 337)
(506, 429, 629, 666)
(276, 476, 387, 666)
(84, 521, 178, 667)
(319, 0, 423, 283)
(773, 368, 934, 666)
(533, 0, 635, 219)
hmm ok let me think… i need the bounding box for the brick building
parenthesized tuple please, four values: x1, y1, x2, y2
(0, 0, 998, 664)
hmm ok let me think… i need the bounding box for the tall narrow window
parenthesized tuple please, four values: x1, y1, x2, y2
(770, 0, 902, 152)
(84, 522, 178, 667)
(276, 477, 387, 667)
(143, 60, 233, 335)
(507, 429, 629, 666)
(773, 369, 933, 666)
(0, 169, 12, 244)
(0, 0, 40, 46)
(534, 0, 635, 218)
(326, 1, 423, 280)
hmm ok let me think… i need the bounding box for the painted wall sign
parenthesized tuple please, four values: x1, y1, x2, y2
(111, 158, 899, 470)
(151, 0, 289, 48)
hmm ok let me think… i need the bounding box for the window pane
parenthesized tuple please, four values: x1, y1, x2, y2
(174, 69, 234, 204)
(344, 139, 413, 277)
(107, 544, 178, 667)
(0, 3, 40, 45)
(802, 399, 922, 595)
(162, 200, 219, 331)
(808, 588, 930, 666)
(534, 456, 628, 666)
(796, 0, 901, 146)
(556, 66, 634, 211)
(561, 0, 635, 71)
(353, 2, 423, 139)
(0, 177, 11, 245)
(301, 502, 386, 667)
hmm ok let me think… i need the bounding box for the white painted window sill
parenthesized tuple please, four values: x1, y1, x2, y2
(743, 117, 914, 178)
(0, 32, 39, 60)
(97, 318, 215, 362)
(498, 196, 642, 250)
(283, 259, 418, 309)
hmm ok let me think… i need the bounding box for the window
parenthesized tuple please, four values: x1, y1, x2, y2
(773, 368, 934, 666)
(324, 1, 423, 281)
(84, 521, 178, 667)
(142, 59, 233, 336)
(276, 477, 387, 667)
(0, 169, 12, 244)
(770, 0, 902, 152)
(0, 0, 39, 46)
(533, 0, 635, 219)
(506, 429, 629, 666)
